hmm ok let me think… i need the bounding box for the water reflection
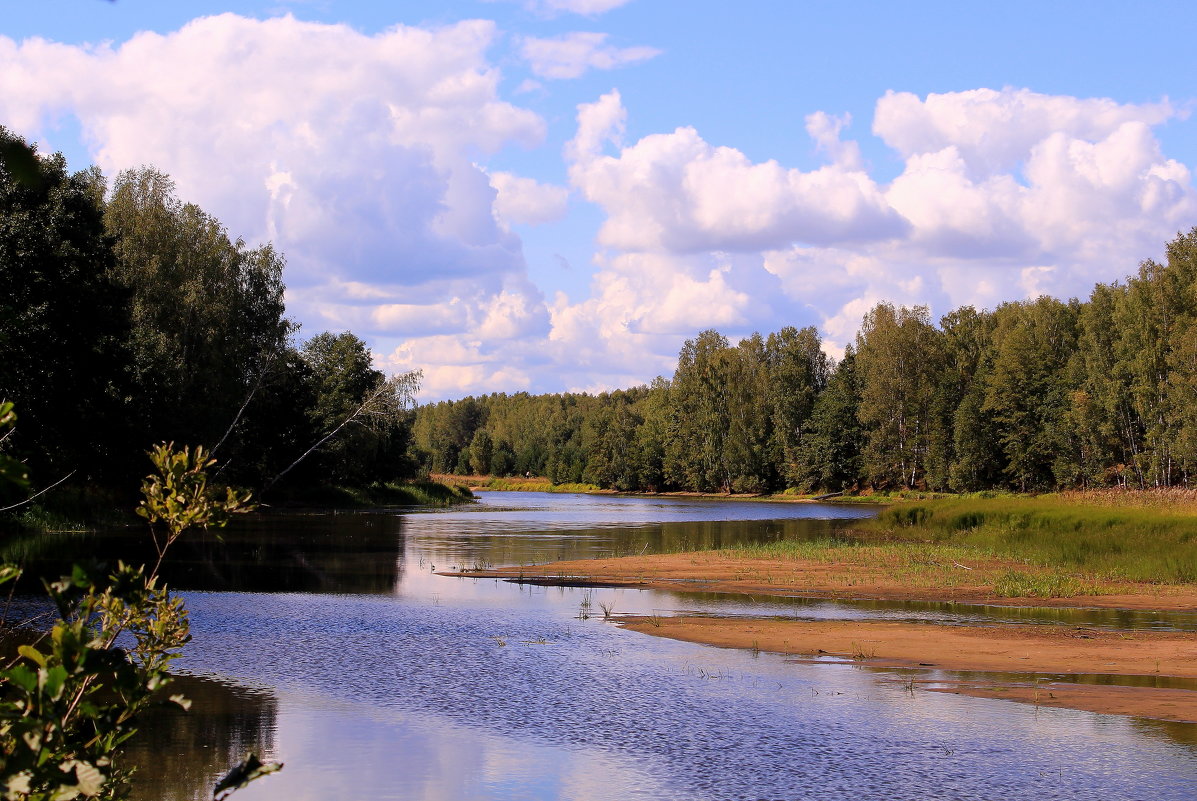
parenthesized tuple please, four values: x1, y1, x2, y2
(6, 492, 1197, 800)
(122, 674, 277, 801)
(7, 512, 406, 594)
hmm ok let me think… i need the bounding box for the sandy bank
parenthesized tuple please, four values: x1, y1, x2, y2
(616, 615, 1197, 723)
(443, 551, 1197, 722)
(445, 552, 1197, 611)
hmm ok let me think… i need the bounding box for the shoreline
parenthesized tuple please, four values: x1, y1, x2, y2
(616, 615, 1197, 723)
(430, 474, 895, 504)
(445, 552, 1197, 722)
(446, 552, 1197, 611)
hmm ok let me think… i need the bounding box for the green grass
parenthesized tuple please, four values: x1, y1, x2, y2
(990, 570, 1098, 598)
(865, 492, 1197, 585)
(435, 474, 602, 494)
(279, 479, 475, 508)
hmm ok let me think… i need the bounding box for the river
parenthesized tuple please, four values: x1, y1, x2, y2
(16, 492, 1197, 800)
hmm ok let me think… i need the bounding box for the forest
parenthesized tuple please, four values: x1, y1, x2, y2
(7, 124, 1197, 506)
(415, 229, 1197, 494)
(0, 129, 420, 513)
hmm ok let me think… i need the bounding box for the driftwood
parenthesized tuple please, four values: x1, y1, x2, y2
(810, 491, 844, 501)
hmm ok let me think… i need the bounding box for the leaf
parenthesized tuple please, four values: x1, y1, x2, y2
(17, 644, 47, 668)
(213, 753, 283, 799)
(4, 664, 38, 693)
(43, 665, 68, 702)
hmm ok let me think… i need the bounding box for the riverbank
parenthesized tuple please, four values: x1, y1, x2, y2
(430, 473, 897, 503)
(266, 479, 475, 509)
(3, 478, 475, 536)
(449, 551, 1197, 721)
(616, 615, 1197, 723)
(447, 550, 1197, 609)
(446, 488, 1197, 724)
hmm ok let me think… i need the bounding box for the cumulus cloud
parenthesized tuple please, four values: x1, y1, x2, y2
(515, 0, 635, 16)
(519, 32, 660, 79)
(0, 14, 558, 388)
(545, 87, 1196, 385)
(805, 111, 863, 171)
(488, 171, 569, 224)
(874, 87, 1176, 176)
(567, 91, 907, 252)
(5, 17, 1195, 401)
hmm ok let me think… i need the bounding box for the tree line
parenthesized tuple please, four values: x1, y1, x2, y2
(415, 229, 1197, 494)
(0, 129, 419, 509)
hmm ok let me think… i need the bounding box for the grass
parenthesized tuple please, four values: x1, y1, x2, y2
(432, 473, 601, 494)
(705, 489, 1197, 596)
(990, 570, 1098, 599)
(867, 490, 1197, 585)
(720, 537, 1016, 589)
(284, 479, 475, 508)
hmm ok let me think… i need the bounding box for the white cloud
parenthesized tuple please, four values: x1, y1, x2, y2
(805, 111, 863, 171)
(0, 14, 556, 380)
(488, 171, 569, 224)
(520, 32, 659, 79)
(873, 87, 1176, 177)
(6, 17, 1195, 402)
(539, 87, 1196, 391)
(567, 92, 906, 252)
(516, 0, 635, 16)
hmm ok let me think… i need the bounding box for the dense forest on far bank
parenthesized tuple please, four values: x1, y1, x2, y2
(415, 229, 1197, 495)
(0, 129, 422, 518)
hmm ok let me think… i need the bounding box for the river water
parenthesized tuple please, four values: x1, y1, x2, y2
(15, 492, 1197, 800)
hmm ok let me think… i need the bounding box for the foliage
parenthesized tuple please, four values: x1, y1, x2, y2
(135, 443, 254, 569)
(0, 135, 428, 507)
(0, 403, 29, 495)
(105, 167, 291, 457)
(0, 445, 278, 800)
(413, 228, 1197, 497)
(0, 129, 130, 484)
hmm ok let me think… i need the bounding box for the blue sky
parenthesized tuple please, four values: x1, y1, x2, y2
(4, 1, 1197, 397)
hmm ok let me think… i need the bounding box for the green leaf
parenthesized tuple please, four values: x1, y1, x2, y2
(17, 644, 47, 668)
(0, 564, 22, 585)
(43, 665, 68, 702)
(4, 664, 38, 693)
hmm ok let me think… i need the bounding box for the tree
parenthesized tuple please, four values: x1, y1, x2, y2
(936, 306, 1000, 491)
(666, 330, 732, 492)
(720, 335, 774, 492)
(0, 443, 279, 800)
(105, 167, 290, 457)
(982, 298, 1079, 491)
(0, 129, 131, 482)
(267, 332, 420, 489)
(796, 348, 863, 491)
(854, 304, 944, 488)
(468, 428, 494, 475)
(765, 326, 828, 487)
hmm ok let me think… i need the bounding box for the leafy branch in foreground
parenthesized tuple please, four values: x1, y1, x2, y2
(0, 440, 280, 800)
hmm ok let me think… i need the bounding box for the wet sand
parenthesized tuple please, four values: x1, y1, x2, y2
(447, 552, 1197, 611)
(447, 553, 1197, 721)
(615, 615, 1197, 722)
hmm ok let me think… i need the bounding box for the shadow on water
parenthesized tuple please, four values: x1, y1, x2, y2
(2, 512, 407, 594)
(121, 674, 277, 801)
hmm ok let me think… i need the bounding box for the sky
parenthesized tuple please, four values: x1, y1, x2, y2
(4, 0, 1197, 399)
